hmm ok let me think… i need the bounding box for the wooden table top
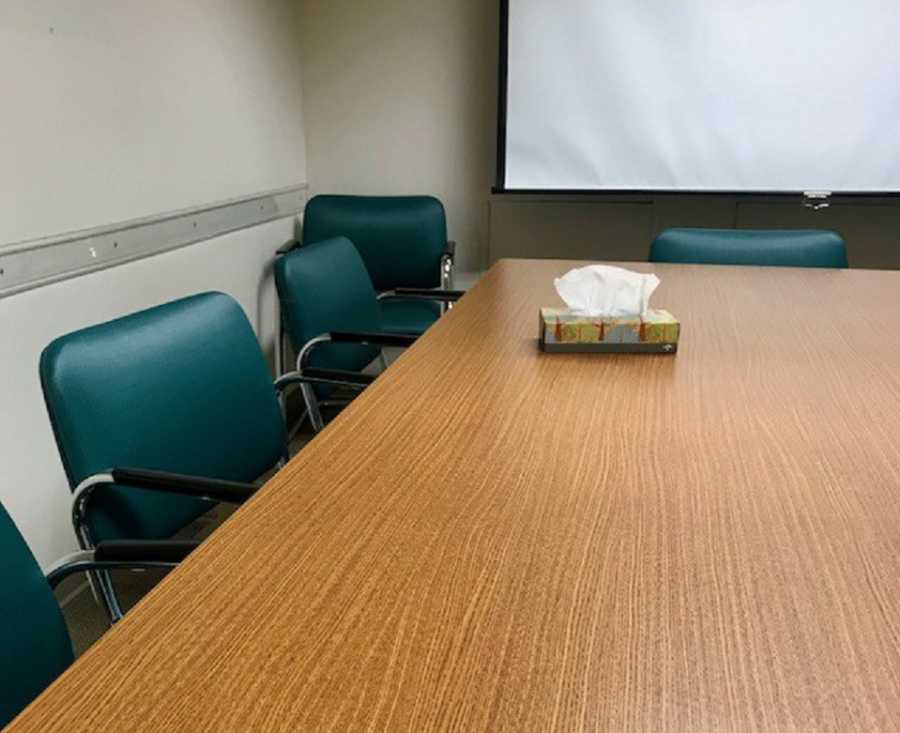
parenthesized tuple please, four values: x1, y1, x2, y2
(10, 259, 900, 732)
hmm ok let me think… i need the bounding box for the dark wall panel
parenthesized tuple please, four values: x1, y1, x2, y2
(489, 196, 900, 269)
(489, 200, 654, 262)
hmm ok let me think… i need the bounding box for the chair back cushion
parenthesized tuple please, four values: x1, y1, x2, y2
(302, 195, 447, 290)
(275, 237, 381, 377)
(649, 228, 848, 268)
(0, 503, 72, 728)
(40, 293, 286, 543)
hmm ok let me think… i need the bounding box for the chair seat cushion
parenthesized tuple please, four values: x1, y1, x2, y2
(379, 298, 441, 335)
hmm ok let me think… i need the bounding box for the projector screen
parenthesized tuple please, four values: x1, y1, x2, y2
(499, 0, 900, 193)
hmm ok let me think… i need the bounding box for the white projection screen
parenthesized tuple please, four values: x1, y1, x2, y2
(500, 0, 900, 193)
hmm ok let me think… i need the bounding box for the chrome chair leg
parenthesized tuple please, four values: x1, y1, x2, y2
(440, 255, 454, 314)
(76, 547, 124, 623)
(80, 565, 124, 624)
(73, 516, 125, 623)
(95, 569, 125, 623)
(287, 408, 309, 443)
(301, 383, 325, 433)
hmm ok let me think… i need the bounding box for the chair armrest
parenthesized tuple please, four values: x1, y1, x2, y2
(93, 539, 198, 564)
(71, 469, 256, 555)
(291, 331, 416, 377)
(45, 541, 199, 589)
(274, 367, 375, 394)
(444, 240, 456, 261)
(391, 288, 465, 303)
(329, 331, 418, 348)
(71, 469, 259, 548)
(109, 468, 258, 504)
(302, 367, 376, 387)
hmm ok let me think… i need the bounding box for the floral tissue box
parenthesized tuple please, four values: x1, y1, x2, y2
(539, 308, 680, 354)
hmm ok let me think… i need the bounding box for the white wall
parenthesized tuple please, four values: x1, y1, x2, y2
(0, 0, 306, 567)
(298, 0, 497, 272)
(1, 0, 306, 246)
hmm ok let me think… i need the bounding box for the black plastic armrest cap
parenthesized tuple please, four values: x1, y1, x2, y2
(110, 467, 257, 504)
(393, 288, 465, 302)
(329, 331, 418, 348)
(94, 540, 199, 564)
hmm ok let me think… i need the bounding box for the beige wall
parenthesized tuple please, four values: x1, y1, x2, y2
(2, 0, 306, 247)
(298, 0, 497, 272)
(1, 0, 306, 567)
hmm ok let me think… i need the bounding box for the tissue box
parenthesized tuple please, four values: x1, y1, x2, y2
(539, 308, 680, 354)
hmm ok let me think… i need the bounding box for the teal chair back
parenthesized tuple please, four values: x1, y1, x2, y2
(302, 195, 447, 290)
(650, 228, 848, 268)
(0, 503, 73, 728)
(275, 237, 382, 385)
(40, 292, 287, 544)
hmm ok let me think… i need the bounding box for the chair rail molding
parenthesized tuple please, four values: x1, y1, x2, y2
(0, 184, 307, 298)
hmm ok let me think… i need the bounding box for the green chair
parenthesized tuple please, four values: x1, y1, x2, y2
(40, 292, 299, 621)
(649, 228, 848, 268)
(274, 195, 461, 376)
(0, 500, 191, 728)
(301, 194, 455, 331)
(275, 236, 461, 432)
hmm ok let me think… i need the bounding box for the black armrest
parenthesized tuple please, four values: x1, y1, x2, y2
(45, 542, 198, 590)
(276, 240, 300, 256)
(273, 368, 375, 394)
(444, 240, 456, 260)
(302, 368, 376, 387)
(94, 540, 198, 564)
(329, 331, 418, 348)
(393, 288, 465, 302)
(110, 468, 258, 505)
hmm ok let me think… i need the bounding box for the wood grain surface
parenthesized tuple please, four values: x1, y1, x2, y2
(9, 260, 900, 732)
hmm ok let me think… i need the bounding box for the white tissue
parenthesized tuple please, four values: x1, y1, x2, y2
(554, 265, 660, 317)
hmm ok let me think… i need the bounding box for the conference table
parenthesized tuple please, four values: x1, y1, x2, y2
(10, 259, 900, 731)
